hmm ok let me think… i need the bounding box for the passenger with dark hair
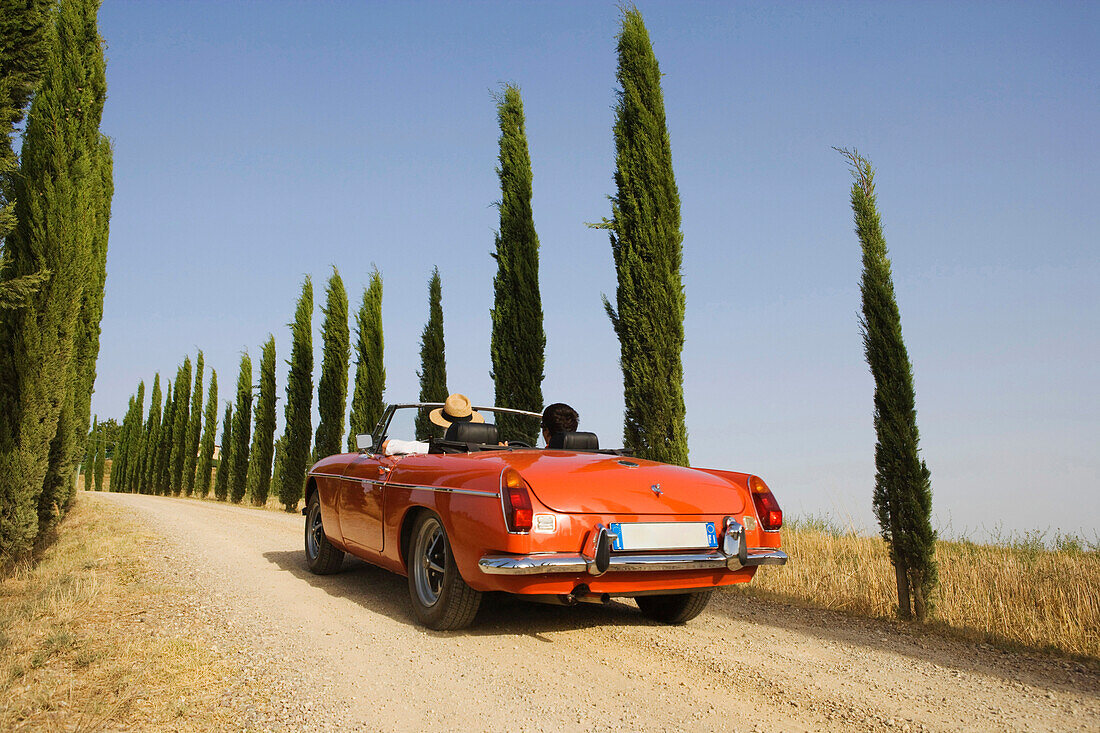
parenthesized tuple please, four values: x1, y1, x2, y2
(541, 403, 579, 446)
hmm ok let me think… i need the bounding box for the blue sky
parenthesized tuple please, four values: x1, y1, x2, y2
(91, 1, 1099, 538)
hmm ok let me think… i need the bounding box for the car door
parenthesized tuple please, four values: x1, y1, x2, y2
(337, 452, 393, 553)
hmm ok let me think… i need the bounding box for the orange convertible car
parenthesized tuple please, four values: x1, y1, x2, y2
(303, 403, 787, 629)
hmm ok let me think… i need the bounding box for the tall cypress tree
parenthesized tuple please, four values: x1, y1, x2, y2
(168, 357, 192, 494)
(122, 379, 144, 492)
(139, 374, 161, 494)
(114, 392, 139, 492)
(0, 0, 50, 312)
(92, 417, 104, 492)
(490, 85, 545, 444)
(86, 415, 98, 490)
(246, 336, 277, 506)
(40, 132, 112, 514)
(347, 267, 385, 449)
(840, 148, 937, 621)
(195, 369, 217, 498)
(314, 267, 349, 460)
(182, 351, 204, 496)
(108, 401, 127, 488)
(595, 7, 688, 466)
(39, 0, 111, 518)
(213, 401, 232, 501)
(415, 267, 448, 441)
(0, 0, 110, 556)
(278, 277, 313, 512)
(227, 352, 252, 503)
(154, 380, 174, 495)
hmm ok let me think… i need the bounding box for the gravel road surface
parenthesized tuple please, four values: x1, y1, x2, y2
(89, 492, 1099, 732)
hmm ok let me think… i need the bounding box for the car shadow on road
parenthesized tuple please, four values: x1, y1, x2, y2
(707, 590, 1100, 696)
(261, 549, 654, 638)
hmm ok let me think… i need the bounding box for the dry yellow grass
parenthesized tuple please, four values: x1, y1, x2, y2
(0, 496, 273, 731)
(732, 517, 1100, 660)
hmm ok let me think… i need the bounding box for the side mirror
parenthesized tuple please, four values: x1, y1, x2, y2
(355, 434, 373, 452)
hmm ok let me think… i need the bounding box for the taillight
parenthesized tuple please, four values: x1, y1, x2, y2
(501, 468, 533, 533)
(749, 475, 783, 531)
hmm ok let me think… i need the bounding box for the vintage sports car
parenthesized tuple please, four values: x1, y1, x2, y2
(303, 403, 787, 630)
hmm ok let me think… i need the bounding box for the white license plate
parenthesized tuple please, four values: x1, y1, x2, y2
(610, 522, 718, 551)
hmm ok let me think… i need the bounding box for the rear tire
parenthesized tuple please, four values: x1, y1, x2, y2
(407, 512, 481, 630)
(636, 590, 713, 624)
(305, 492, 344, 574)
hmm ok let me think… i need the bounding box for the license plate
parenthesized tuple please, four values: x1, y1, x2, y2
(610, 522, 718, 551)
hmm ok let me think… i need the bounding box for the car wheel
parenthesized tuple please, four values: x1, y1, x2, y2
(636, 590, 714, 624)
(305, 492, 344, 574)
(407, 512, 482, 630)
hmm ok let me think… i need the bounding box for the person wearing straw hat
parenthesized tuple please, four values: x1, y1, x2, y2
(382, 393, 484, 455)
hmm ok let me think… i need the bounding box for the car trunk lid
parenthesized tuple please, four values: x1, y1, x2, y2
(503, 451, 748, 516)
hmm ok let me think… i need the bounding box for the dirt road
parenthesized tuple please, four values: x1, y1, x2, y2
(89, 492, 1098, 732)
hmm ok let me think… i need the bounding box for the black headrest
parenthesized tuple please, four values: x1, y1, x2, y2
(548, 431, 599, 450)
(444, 421, 498, 445)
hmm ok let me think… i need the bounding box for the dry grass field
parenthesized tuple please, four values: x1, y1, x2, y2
(0, 496, 275, 731)
(731, 516, 1100, 661)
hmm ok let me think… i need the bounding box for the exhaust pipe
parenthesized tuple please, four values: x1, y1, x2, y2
(572, 584, 610, 605)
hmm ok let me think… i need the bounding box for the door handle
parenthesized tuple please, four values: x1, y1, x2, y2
(378, 465, 390, 475)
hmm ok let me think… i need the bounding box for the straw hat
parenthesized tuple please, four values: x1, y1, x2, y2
(429, 393, 485, 428)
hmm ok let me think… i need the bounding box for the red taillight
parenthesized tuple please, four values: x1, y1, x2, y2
(502, 469, 533, 533)
(749, 475, 783, 531)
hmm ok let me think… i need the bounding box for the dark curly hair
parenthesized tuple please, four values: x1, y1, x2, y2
(541, 403, 579, 435)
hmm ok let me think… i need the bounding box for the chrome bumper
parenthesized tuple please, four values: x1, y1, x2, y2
(478, 517, 787, 577)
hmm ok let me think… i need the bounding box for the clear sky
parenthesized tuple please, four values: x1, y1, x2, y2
(91, 1, 1099, 539)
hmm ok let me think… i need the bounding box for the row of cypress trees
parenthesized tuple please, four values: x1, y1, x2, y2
(107, 266, 387, 513)
(0, 0, 113, 562)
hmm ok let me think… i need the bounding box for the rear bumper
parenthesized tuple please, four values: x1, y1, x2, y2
(478, 547, 787, 576)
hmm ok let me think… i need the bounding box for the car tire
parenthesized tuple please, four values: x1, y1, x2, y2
(407, 512, 482, 630)
(304, 492, 344, 574)
(636, 590, 714, 624)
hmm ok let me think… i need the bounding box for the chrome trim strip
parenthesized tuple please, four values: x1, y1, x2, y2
(307, 472, 498, 498)
(387, 481, 498, 498)
(309, 472, 357, 481)
(478, 548, 788, 576)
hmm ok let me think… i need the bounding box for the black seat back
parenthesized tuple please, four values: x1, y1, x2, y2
(445, 421, 499, 445)
(548, 431, 599, 451)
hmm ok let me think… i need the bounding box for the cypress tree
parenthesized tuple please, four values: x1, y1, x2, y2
(213, 401, 232, 501)
(415, 267, 448, 441)
(86, 415, 98, 490)
(154, 380, 174, 495)
(0, 0, 49, 311)
(840, 148, 937, 621)
(182, 351, 204, 496)
(347, 267, 385, 449)
(114, 394, 138, 492)
(168, 357, 192, 494)
(107, 403, 125, 488)
(92, 417, 104, 492)
(81, 414, 95, 480)
(246, 336, 277, 506)
(122, 379, 144, 492)
(314, 266, 349, 460)
(227, 352, 252, 503)
(278, 277, 313, 512)
(139, 374, 161, 494)
(595, 7, 688, 466)
(195, 369, 217, 498)
(0, 0, 109, 556)
(490, 85, 545, 444)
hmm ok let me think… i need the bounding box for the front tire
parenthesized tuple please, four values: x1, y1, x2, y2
(636, 590, 713, 624)
(305, 493, 344, 574)
(407, 512, 481, 630)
